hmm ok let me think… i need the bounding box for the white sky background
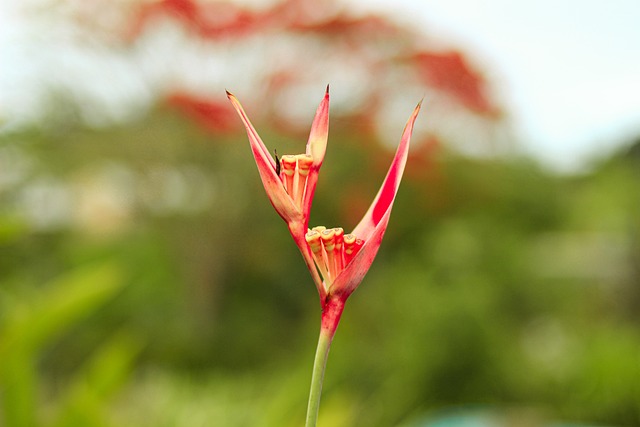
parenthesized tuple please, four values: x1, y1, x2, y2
(345, 0, 640, 171)
(2, 0, 640, 172)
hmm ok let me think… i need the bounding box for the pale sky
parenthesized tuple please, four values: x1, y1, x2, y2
(346, 0, 640, 171)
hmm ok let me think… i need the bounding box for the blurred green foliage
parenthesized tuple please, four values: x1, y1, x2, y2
(1, 103, 639, 427)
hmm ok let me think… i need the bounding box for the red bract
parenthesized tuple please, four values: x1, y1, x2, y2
(227, 88, 420, 310)
(332, 101, 420, 299)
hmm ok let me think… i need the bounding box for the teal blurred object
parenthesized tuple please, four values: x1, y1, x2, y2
(406, 409, 606, 427)
(419, 412, 494, 427)
(403, 409, 504, 427)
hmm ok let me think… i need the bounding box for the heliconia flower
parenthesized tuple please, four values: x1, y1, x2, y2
(226, 87, 421, 310)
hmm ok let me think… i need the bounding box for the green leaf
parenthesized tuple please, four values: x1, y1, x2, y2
(0, 262, 125, 361)
(0, 262, 125, 427)
(51, 332, 143, 427)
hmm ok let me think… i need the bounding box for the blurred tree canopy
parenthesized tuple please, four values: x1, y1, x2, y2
(1, 0, 640, 426)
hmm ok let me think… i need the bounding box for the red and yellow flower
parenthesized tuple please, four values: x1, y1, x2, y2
(227, 87, 421, 331)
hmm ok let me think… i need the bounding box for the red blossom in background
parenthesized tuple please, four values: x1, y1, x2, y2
(166, 93, 238, 134)
(409, 51, 497, 115)
(127, 0, 269, 40)
(118, 0, 504, 141)
(55, 0, 507, 159)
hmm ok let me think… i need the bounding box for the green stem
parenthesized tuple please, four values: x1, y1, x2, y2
(305, 327, 333, 427)
(305, 296, 345, 427)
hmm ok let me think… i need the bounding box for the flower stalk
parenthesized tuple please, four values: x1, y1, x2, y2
(306, 296, 345, 427)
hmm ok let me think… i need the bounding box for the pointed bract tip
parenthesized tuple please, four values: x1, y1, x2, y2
(326, 84, 330, 94)
(417, 98, 424, 109)
(225, 89, 234, 99)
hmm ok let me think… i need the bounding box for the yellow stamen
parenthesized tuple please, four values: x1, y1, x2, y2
(321, 228, 336, 280)
(306, 230, 330, 282)
(344, 233, 363, 265)
(344, 233, 356, 250)
(281, 155, 296, 195)
(333, 227, 344, 274)
(294, 154, 313, 208)
(308, 226, 364, 286)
